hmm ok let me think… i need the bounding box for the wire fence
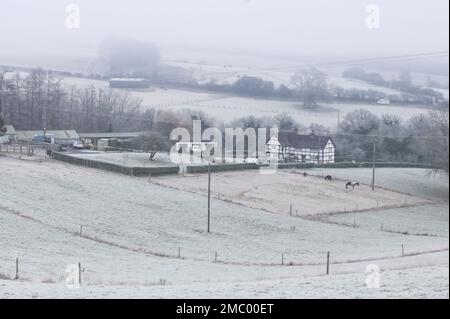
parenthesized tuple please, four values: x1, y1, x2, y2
(1, 241, 446, 287)
(0, 143, 49, 157)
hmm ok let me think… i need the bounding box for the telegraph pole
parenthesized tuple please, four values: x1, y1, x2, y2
(371, 139, 376, 191)
(337, 111, 341, 133)
(43, 106, 47, 138)
(207, 163, 211, 233)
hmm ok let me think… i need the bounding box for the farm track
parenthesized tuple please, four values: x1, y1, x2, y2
(1, 203, 447, 268)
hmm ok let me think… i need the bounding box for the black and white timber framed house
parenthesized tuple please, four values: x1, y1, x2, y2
(266, 132, 336, 164)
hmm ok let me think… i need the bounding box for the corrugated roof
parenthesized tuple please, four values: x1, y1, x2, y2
(109, 78, 147, 82)
(273, 132, 333, 149)
(16, 130, 80, 140)
(78, 132, 144, 139)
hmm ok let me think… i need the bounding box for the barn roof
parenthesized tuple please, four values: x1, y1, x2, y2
(78, 132, 144, 139)
(16, 130, 79, 140)
(109, 78, 147, 82)
(273, 132, 333, 149)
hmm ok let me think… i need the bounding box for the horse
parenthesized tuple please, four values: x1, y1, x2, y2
(346, 181, 359, 189)
(324, 175, 332, 181)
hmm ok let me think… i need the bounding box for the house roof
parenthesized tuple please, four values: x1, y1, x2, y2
(273, 132, 333, 149)
(16, 130, 79, 140)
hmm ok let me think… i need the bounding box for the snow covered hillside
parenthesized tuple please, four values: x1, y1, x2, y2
(0, 154, 448, 298)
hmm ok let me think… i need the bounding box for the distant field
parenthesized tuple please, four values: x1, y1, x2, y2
(60, 76, 431, 127)
(2, 49, 437, 127)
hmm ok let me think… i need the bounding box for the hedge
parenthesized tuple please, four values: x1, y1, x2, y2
(186, 163, 259, 174)
(52, 152, 179, 176)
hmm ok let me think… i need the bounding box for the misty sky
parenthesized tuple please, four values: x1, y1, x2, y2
(0, 0, 448, 59)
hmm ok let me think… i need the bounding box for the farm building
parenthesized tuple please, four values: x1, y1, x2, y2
(266, 132, 335, 164)
(16, 129, 80, 145)
(1, 125, 17, 142)
(109, 78, 150, 89)
(175, 141, 217, 154)
(79, 132, 144, 148)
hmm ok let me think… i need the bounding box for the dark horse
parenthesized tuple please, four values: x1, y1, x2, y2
(324, 175, 332, 181)
(346, 181, 359, 189)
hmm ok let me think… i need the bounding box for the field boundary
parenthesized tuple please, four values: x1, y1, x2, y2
(52, 152, 179, 176)
(276, 161, 439, 170)
(1, 203, 448, 269)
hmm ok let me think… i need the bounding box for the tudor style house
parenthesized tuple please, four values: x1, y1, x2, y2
(266, 132, 335, 164)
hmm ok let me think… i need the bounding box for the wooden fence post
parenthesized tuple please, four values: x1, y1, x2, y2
(15, 258, 19, 280)
(78, 262, 82, 286)
(326, 252, 330, 275)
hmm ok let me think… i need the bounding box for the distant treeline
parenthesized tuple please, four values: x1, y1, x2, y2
(3, 62, 444, 109)
(129, 66, 446, 106)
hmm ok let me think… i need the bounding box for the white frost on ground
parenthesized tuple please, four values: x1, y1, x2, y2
(153, 170, 428, 216)
(0, 155, 448, 298)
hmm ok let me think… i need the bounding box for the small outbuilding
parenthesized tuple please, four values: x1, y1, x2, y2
(16, 129, 80, 145)
(109, 78, 150, 89)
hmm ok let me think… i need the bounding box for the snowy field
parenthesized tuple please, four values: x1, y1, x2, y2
(152, 170, 429, 216)
(60, 76, 431, 127)
(0, 154, 448, 298)
(4, 70, 431, 128)
(2, 50, 437, 128)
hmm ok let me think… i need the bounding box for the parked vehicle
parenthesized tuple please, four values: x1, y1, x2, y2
(73, 141, 87, 150)
(32, 134, 55, 144)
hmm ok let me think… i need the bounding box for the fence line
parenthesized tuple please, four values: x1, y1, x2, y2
(0, 247, 446, 284)
(51, 152, 179, 176)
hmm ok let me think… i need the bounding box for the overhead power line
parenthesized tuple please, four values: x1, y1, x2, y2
(219, 51, 449, 76)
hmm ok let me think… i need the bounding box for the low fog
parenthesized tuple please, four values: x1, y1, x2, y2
(0, 0, 448, 61)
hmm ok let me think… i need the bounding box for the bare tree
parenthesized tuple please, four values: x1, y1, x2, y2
(132, 130, 170, 160)
(340, 109, 380, 135)
(429, 104, 449, 172)
(291, 68, 329, 107)
(0, 72, 4, 133)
